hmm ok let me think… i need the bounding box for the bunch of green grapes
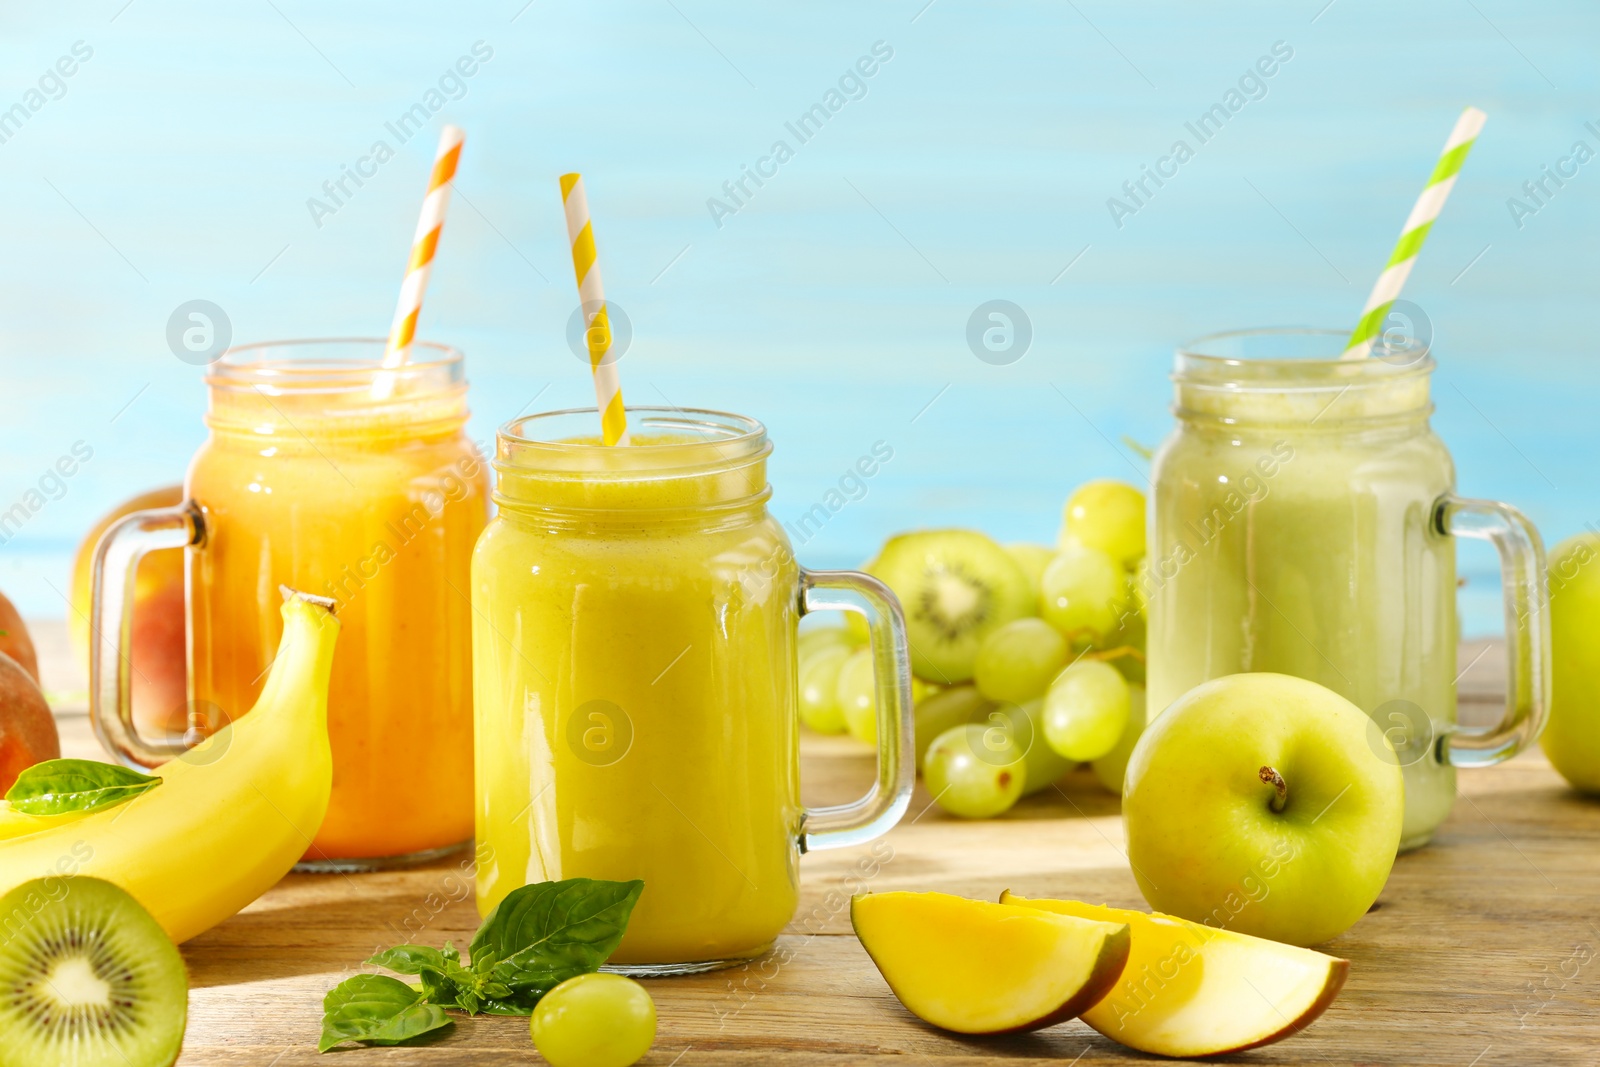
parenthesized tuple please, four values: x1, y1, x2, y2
(971, 480, 1151, 797)
(1034, 480, 1149, 789)
(806, 478, 1151, 821)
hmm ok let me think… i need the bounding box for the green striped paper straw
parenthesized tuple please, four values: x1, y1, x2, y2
(1342, 106, 1487, 361)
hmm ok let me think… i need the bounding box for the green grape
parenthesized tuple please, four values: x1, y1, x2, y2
(1038, 543, 1128, 644)
(799, 624, 852, 669)
(1004, 542, 1056, 602)
(1062, 479, 1146, 566)
(972, 618, 1069, 703)
(1042, 659, 1131, 761)
(1128, 556, 1150, 620)
(1107, 643, 1147, 687)
(913, 685, 992, 771)
(844, 607, 871, 646)
(1010, 698, 1075, 795)
(530, 972, 656, 1067)
(837, 648, 877, 744)
(1090, 684, 1147, 794)
(799, 644, 852, 734)
(923, 723, 1026, 818)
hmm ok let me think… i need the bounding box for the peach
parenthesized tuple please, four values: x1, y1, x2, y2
(0, 651, 59, 794)
(70, 486, 188, 735)
(0, 590, 38, 684)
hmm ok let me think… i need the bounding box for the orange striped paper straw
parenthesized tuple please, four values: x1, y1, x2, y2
(559, 173, 629, 445)
(374, 125, 464, 395)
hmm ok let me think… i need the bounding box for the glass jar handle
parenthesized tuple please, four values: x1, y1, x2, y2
(89, 503, 203, 768)
(796, 568, 914, 852)
(1436, 494, 1551, 768)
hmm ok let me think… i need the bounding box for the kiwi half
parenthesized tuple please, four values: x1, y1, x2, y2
(869, 529, 1035, 684)
(0, 876, 187, 1067)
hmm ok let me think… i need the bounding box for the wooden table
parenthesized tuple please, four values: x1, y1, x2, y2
(32, 625, 1600, 1066)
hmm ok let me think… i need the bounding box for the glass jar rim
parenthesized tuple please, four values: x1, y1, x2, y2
(205, 338, 464, 393)
(496, 407, 768, 473)
(1175, 327, 1434, 387)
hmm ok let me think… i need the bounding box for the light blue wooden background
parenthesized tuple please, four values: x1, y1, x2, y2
(0, 0, 1593, 635)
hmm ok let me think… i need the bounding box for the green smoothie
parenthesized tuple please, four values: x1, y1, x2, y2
(1147, 332, 1457, 848)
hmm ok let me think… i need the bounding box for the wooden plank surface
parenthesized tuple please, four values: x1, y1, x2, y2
(30, 626, 1600, 1066)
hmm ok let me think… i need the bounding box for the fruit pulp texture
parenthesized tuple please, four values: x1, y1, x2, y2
(473, 439, 801, 966)
(1149, 378, 1457, 849)
(187, 401, 486, 861)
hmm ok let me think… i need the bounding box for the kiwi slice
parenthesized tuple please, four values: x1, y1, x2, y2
(0, 876, 187, 1067)
(869, 529, 1035, 684)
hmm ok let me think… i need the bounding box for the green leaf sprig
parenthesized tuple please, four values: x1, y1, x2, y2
(319, 877, 644, 1052)
(5, 758, 161, 815)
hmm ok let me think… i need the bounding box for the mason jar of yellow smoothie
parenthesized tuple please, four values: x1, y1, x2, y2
(1147, 328, 1550, 849)
(90, 339, 487, 868)
(472, 407, 913, 973)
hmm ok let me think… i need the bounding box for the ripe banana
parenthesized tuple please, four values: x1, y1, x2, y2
(0, 589, 339, 943)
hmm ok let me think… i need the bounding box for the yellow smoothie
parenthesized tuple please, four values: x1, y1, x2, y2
(472, 411, 801, 967)
(189, 344, 487, 863)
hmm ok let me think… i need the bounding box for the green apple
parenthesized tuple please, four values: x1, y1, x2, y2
(1542, 533, 1600, 791)
(1123, 673, 1403, 946)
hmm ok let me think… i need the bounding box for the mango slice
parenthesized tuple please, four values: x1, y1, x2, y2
(851, 891, 1130, 1034)
(1001, 892, 1348, 1056)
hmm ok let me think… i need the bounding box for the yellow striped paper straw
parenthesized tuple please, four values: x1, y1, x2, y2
(560, 173, 630, 445)
(1342, 107, 1486, 361)
(376, 125, 464, 393)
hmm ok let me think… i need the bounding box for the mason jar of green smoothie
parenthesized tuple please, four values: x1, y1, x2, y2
(1148, 328, 1550, 849)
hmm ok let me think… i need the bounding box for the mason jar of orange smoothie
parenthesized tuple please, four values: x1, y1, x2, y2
(90, 339, 487, 868)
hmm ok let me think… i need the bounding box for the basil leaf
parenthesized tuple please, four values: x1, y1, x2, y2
(479, 995, 541, 1016)
(417, 965, 472, 1011)
(368, 945, 450, 975)
(469, 878, 643, 997)
(317, 974, 451, 1053)
(5, 758, 161, 815)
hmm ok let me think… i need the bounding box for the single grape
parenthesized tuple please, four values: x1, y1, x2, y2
(914, 686, 992, 771)
(1062, 480, 1146, 566)
(799, 644, 852, 734)
(1090, 684, 1147, 794)
(972, 618, 1069, 703)
(1128, 556, 1149, 620)
(1009, 698, 1075, 795)
(1004, 542, 1056, 602)
(799, 625, 852, 669)
(530, 972, 656, 1067)
(1038, 543, 1128, 644)
(923, 723, 1026, 818)
(844, 607, 871, 647)
(1107, 642, 1147, 687)
(837, 648, 877, 745)
(1042, 659, 1131, 761)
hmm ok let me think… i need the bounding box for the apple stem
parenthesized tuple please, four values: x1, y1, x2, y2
(1258, 766, 1288, 813)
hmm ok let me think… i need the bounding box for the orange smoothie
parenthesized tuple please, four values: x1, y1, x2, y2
(187, 342, 487, 864)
